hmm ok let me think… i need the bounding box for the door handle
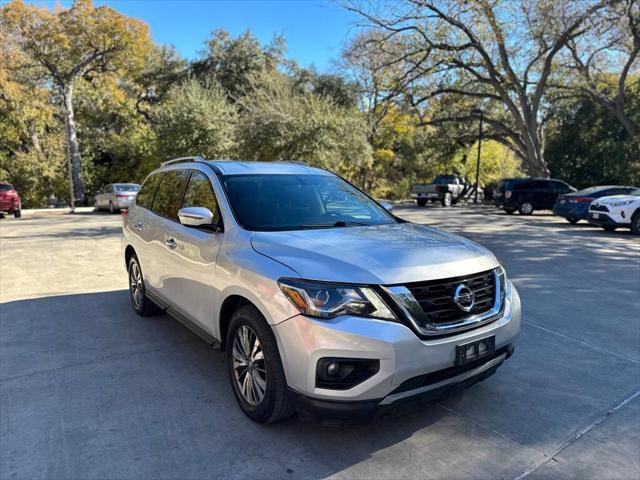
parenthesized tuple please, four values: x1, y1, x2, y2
(165, 237, 177, 249)
(134, 223, 144, 231)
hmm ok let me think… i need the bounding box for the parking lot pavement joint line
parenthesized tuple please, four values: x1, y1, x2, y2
(523, 320, 640, 365)
(0, 339, 203, 384)
(512, 387, 640, 480)
(436, 403, 547, 458)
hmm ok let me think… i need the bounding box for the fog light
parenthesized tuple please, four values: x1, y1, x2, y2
(326, 362, 340, 376)
(316, 358, 380, 390)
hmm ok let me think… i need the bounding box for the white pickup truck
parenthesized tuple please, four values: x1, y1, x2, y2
(411, 175, 481, 207)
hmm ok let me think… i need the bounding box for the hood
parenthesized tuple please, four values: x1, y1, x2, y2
(593, 195, 640, 205)
(251, 222, 498, 285)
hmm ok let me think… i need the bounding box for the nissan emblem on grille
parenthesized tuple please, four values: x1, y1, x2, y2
(453, 284, 475, 312)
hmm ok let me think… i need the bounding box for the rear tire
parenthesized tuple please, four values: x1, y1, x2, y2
(504, 209, 515, 215)
(109, 201, 116, 214)
(226, 305, 295, 424)
(94, 201, 100, 212)
(603, 226, 617, 232)
(519, 202, 534, 215)
(441, 192, 452, 207)
(566, 218, 579, 224)
(417, 198, 427, 207)
(128, 255, 162, 316)
(13, 209, 21, 219)
(630, 211, 640, 235)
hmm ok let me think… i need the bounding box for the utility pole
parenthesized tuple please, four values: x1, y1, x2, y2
(471, 109, 483, 204)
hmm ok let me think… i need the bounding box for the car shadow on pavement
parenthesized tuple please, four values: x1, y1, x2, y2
(0, 290, 487, 480)
(3, 287, 639, 479)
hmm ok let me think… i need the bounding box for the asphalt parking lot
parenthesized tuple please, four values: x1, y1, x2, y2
(1, 206, 639, 480)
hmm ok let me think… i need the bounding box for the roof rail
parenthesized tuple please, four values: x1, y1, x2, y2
(161, 156, 206, 167)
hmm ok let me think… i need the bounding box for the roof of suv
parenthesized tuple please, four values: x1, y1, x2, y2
(162, 158, 332, 176)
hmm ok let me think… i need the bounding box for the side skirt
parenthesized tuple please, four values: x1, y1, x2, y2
(146, 290, 221, 348)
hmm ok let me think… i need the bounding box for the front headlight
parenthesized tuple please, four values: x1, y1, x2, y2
(610, 200, 634, 207)
(278, 278, 396, 320)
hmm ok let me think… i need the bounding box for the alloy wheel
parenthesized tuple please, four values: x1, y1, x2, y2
(129, 261, 144, 310)
(232, 325, 267, 406)
(520, 202, 533, 214)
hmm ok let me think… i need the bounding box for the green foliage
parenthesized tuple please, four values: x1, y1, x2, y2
(545, 91, 640, 188)
(155, 79, 238, 162)
(235, 71, 372, 180)
(191, 29, 285, 101)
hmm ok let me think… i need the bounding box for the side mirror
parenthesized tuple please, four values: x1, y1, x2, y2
(380, 201, 394, 212)
(178, 207, 216, 228)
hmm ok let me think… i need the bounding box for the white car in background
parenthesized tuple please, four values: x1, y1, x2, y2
(588, 188, 640, 234)
(94, 183, 140, 213)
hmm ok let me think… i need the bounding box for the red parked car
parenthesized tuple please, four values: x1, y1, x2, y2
(0, 182, 22, 218)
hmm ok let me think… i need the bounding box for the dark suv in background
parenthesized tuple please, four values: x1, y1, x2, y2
(494, 178, 576, 215)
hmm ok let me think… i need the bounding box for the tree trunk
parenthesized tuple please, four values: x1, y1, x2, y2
(62, 83, 85, 209)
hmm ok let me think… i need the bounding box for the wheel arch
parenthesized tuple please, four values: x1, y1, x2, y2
(124, 244, 136, 269)
(218, 294, 254, 351)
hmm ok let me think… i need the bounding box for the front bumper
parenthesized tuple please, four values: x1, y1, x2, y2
(273, 281, 521, 412)
(588, 211, 628, 227)
(290, 344, 514, 422)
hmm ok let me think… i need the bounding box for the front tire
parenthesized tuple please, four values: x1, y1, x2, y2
(519, 202, 534, 215)
(504, 208, 516, 215)
(128, 255, 162, 316)
(631, 211, 640, 235)
(226, 305, 295, 424)
(566, 218, 579, 224)
(603, 226, 617, 232)
(13, 209, 21, 219)
(441, 192, 452, 207)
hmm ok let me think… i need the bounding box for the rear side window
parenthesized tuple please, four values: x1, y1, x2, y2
(136, 174, 162, 209)
(0, 184, 14, 191)
(514, 181, 536, 191)
(183, 171, 221, 225)
(152, 170, 190, 220)
(549, 181, 572, 193)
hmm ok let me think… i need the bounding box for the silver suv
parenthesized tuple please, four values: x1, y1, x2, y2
(122, 157, 521, 423)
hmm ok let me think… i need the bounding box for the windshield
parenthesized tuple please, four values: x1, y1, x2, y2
(222, 174, 397, 231)
(115, 184, 140, 192)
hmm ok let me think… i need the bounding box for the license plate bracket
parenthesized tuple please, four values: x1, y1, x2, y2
(456, 336, 495, 366)
(592, 213, 600, 219)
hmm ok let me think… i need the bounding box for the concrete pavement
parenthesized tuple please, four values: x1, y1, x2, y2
(1, 206, 638, 479)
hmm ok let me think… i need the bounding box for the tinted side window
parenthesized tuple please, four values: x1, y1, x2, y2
(183, 171, 221, 225)
(136, 174, 162, 209)
(604, 188, 633, 196)
(514, 181, 535, 191)
(152, 170, 190, 220)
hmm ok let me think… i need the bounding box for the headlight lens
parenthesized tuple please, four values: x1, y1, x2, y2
(278, 278, 396, 320)
(610, 200, 633, 207)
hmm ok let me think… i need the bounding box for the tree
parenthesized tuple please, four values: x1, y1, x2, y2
(235, 70, 372, 180)
(545, 90, 640, 187)
(1, 0, 153, 208)
(154, 79, 238, 161)
(346, 0, 610, 177)
(191, 29, 285, 101)
(559, 0, 639, 136)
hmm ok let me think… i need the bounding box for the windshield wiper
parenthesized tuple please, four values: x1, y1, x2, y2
(299, 221, 369, 229)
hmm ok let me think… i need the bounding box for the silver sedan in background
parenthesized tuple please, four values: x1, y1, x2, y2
(94, 183, 140, 213)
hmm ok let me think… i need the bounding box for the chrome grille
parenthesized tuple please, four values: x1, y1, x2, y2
(406, 269, 496, 323)
(383, 268, 504, 337)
